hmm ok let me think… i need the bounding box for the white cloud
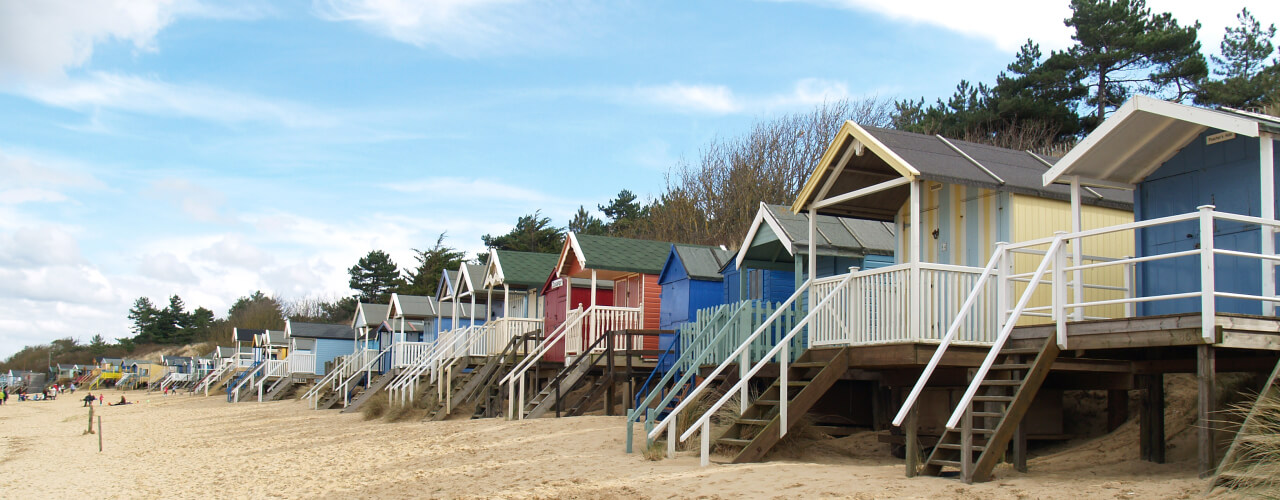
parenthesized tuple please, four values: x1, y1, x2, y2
(631, 78, 852, 115)
(145, 178, 231, 224)
(16, 72, 335, 128)
(0, 226, 83, 267)
(0, 188, 70, 205)
(635, 83, 741, 114)
(137, 252, 199, 284)
(0, 0, 268, 81)
(383, 177, 558, 204)
(312, 0, 587, 56)
(194, 235, 274, 271)
(772, 0, 1280, 53)
(0, 148, 106, 191)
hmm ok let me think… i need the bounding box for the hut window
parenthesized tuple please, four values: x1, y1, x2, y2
(750, 270, 763, 300)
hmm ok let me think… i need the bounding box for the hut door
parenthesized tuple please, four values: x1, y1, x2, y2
(1140, 172, 1200, 315)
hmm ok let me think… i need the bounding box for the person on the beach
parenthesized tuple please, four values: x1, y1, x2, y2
(82, 394, 94, 407)
(98, 394, 103, 405)
(0, 389, 5, 405)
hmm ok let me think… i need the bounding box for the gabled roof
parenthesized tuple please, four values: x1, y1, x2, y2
(234, 328, 263, 342)
(56, 363, 78, 370)
(215, 347, 236, 358)
(557, 233, 675, 276)
(286, 321, 355, 340)
(379, 319, 425, 333)
(456, 264, 488, 297)
(485, 249, 559, 289)
(436, 270, 459, 301)
(736, 203, 896, 269)
(792, 121, 1133, 219)
(161, 356, 191, 365)
(1043, 95, 1280, 186)
(352, 303, 390, 329)
(662, 244, 735, 282)
(389, 293, 436, 319)
(265, 330, 287, 345)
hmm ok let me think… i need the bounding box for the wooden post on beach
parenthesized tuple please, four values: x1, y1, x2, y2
(97, 416, 102, 452)
(87, 406, 95, 434)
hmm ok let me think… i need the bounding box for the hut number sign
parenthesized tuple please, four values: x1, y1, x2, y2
(1206, 131, 1236, 145)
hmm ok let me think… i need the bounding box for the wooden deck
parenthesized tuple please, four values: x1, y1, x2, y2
(1008, 312, 1280, 351)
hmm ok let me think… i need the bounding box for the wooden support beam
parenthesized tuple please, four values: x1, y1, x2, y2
(1107, 389, 1129, 432)
(1197, 344, 1216, 478)
(1139, 373, 1165, 463)
(904, 403, 920, 478)
(1012, 424, 1028, 473)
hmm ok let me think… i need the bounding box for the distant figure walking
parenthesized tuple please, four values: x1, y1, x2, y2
(0, 389, 5, 405)
(82, 394, 95, 407)
(98, 394, 103, 406)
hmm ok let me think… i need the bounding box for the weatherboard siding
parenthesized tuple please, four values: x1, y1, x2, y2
(313, 338, 354, 376)
(1135, 130, 1280, 316)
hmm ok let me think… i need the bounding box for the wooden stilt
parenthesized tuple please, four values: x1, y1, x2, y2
(1107, 389, 1129, 432)
(1011, 423, 1028, 473)
(1139, 374, 1166, 463)
(905, 404, 920, 478)
(1198, 344, 1216, 478)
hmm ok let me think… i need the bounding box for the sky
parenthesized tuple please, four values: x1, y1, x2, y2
(0, 0, 1275, 357)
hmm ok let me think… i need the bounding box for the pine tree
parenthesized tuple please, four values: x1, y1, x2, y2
(599, 190, 647, 236)
(568, 206, 607, 236)
(1064, 0, 1207, 122)
(349, 250, 404, 303)
(127, 297, 159, 344)
(401, 234, 465, 297)
(1195, 8, 1279, 108)
(481, 211, 564, 253)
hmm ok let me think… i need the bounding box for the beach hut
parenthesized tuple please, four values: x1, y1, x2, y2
(1029, 96, 1280, 479)
(383, 293, 437, 371)
(539, 233, 673, 362)
(646, 121, 1136, 469)
(352, 302, 390, 352)
(55, 364, 79, 381)
(657, 245, 735, 331)
(232, 328, 263, 368)
(285, 321, 356, 376)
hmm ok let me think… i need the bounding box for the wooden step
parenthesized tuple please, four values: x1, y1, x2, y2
(789, 361, 828, 368)
(989, 363, 1030, 371)
(717, 437, 752, 447)
(929, 459, 962, 468)
(753, 399, 780, 406)
(980, 380, 1022, 386)
(737, 418, 771, 426)
(971, 411, 1003, 418)
(972, 395, 1013, 403)
(998, 347, 1041, 356)
(934, 443, 986, 452)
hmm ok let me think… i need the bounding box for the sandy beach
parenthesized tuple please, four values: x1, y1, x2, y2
(0, 389, 1212, 499)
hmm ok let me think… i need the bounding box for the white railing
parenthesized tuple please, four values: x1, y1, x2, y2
(393, 342, 433, 368)
(236, 357, 254, 368)
(302, 353, 361, 408)
(337, 349, 388, 407)
(649, 277, 855, 466)
(810, 263, 995, 347)
(894, 206, 1280, 433)
(385, 340, 441, 404)
(563, 306, 643, 358)
(470, 317, 543, 356)
(195, 360, 233, 395)
(231, 362, 268, 403)
(288, 352, 316, 375)
(503, 307, 585, 419)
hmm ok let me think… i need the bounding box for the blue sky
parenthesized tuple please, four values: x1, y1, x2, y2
(0, 0, 1273, 356)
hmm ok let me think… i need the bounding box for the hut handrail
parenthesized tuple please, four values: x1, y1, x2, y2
(503, 307, 587, 419)
(674, 275, 854, 466)
(625, 300, 750, 453)
(646, 278, 812, 443)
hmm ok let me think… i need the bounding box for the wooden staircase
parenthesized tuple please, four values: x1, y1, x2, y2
(470, 332, 537, 418)
(425, 358, 487, 421)
(712, 347, 849, 463)
(1211, 356, 1280, 491)
(263, 375, 301, 401)
(341, 369, 400, 413)
(922, 337, 1059, 483)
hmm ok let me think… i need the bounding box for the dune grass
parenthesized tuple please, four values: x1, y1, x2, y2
(1215, 389, 1280, 498)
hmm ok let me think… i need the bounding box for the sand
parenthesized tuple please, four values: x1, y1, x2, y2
(0, 390, 1208, 499)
